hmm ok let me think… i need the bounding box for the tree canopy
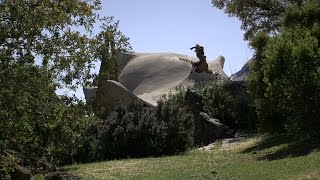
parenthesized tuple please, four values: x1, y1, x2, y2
(212, 0, 307, 39)
(0, 0, 106, 89)
(0, 1, 131, 177)
(214, 0, 320, 135)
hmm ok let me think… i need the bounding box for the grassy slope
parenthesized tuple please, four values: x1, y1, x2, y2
(59, 135, 320, 180)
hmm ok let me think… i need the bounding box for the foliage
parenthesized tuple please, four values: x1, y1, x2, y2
(0, 0, 101, 154)
(201, 83, 236, 128)
(161, 86, 188, 107)
(0, 65, 57, 153)
(102, 99, 193, 159)
(155, 97, 194, 154)
(0, 0, 131, 174)
(246, 0, 320, 135)
(212, 0, 305, 39)
(0, 151, 16, 180)
(74, 117, 102, 163)
(261, 28, 320, 135)
(79, 96, 194, 161)
(199, 82, 257, 131)
(0, 0, 103, 89)
(95, 17, 131, 82)
(232, 88, 257, 131)
(246, 32, 284, 133)
(94, 17, 132, 116)
(0, 65, 96, 174)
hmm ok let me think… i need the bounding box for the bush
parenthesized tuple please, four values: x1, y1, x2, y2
(162, 86, 188, 106)
(261, 28, 320, 136)
(246, 32, 284, 133)
(0, 65, 93, 168)
(232, 91, 257, 131)
(84, 96, 194, 160)
(247, 1, 320, 136)
(0, 152, 15, 180)
(201, 83, 236, 128)
(199, 82, 257, 132)
(155, 98, 194, 154)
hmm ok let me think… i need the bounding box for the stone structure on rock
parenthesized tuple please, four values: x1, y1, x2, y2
(190, 44, 211, 73)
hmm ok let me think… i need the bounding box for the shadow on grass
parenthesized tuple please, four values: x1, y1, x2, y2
(58, 166, 80, 172)
(241, 134, 320, 161)
(241, 134, 293, 153)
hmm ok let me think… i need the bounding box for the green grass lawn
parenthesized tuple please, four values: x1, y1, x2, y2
(43, 135, 320, 180)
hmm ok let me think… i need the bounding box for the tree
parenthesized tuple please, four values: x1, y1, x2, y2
(0, 0, 102, 89)
(0, 0, 102, 148)
(0, 0, 131, 174)
(247, 0, 320, 135)
(262, 28, 320, 136)
(214, 0, 320, 135)
(246, 32, 285, 133)
(94, 17, 131, 116)
(212, 0, 306, 39)
(96, 17, 131, 82)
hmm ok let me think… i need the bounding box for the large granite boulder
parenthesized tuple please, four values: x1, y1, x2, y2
(83, 52, 228, 113)
(95, 80, 153, 115)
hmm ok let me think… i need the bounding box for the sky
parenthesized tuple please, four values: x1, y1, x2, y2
(99, 0, 253, 75)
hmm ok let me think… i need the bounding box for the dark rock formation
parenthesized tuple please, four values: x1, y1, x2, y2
(184, 89, 236, 146)
(94, 80, 154, 117)
(45, 172, 81, 180)
(10, 165, 32, 180)
(0, 150, 56, 180)
(230, 59, 253, 81)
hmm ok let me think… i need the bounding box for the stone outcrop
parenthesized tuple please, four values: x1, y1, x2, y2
(95, 80, 153, 115)
(1, 150, 56, 180)
(229, 59, 252, 81)
(45, 172, 81, 180)
(184, 89, 236, 146)
(83, 52, 228, 114)
(82, 51, 251, 144)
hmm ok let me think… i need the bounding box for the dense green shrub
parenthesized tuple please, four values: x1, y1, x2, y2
(246, 32, 284, 133)
(0, 65, 93, 167)
(163, 86, 188, 106)
(74, 118, 102, 163)
(98, 102, 157, 159)
(232, 91, 257, 131)
(45, 96, 93, 165)
(261, 28, 320, 136)
(155, 98, 194, 154)
(199, 82, 257, 131)
(0, 152, 15, 180)
(83, 97, 194, 160)
(201, 83, 236, 128)
(247, 1, 320, 136)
